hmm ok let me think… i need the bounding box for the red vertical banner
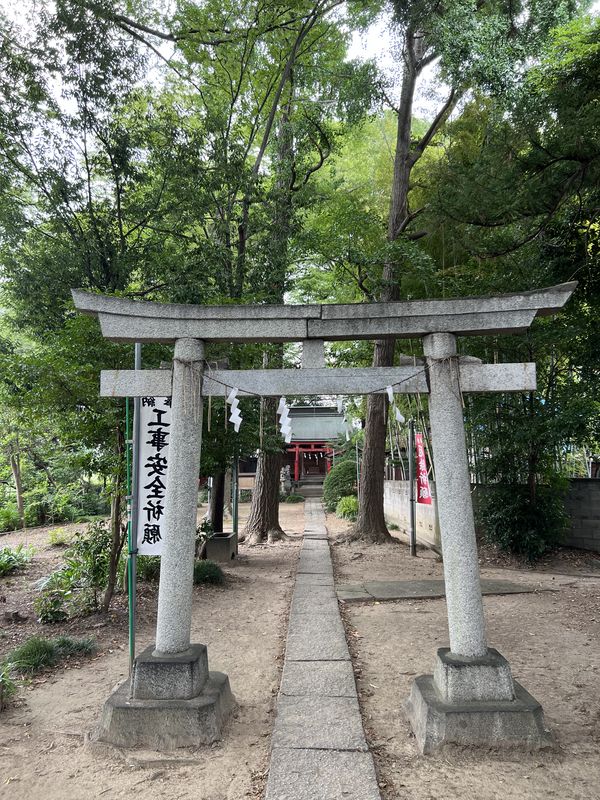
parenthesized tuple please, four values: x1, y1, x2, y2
(415, 433, 432, 505)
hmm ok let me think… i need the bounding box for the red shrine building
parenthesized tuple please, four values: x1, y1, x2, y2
(238, 405, 347, 490)
(282, 406, 347, 483)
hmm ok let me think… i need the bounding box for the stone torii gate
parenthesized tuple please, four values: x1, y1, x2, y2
(72, 282, 575, 752)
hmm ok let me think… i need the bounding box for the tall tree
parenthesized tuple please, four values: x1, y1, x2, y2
(353, 0, 581, 541)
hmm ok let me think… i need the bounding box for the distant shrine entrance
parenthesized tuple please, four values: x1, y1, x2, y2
(73, 282, 575, 753)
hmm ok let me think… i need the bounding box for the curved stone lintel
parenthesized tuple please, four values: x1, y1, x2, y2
(71, 282, 576, 344)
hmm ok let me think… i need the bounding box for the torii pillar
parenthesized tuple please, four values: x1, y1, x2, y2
(97, 337, 235, 750)
(404, 331, 551, 752)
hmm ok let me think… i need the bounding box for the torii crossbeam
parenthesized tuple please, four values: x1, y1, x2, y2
(73, 283, 575, 752)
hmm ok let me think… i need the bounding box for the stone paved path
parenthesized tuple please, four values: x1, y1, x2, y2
(337, 578, 546, 602)
(265, 498, 381, 800)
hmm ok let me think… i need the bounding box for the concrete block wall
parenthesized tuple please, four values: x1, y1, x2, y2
(384, 478, 600, 554)
(383, 480, 441, 550)
(564, 479, 600, 553)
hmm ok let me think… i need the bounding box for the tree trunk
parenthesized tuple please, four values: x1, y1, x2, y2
(223, 469, 232, 519)
(9, 447, 25, 530)
(353, 28, 458, 542)
(352, 41, 418, 542)
(241, 101, 299, 546)
(242, 432, 285, 545)
(209, 471, 225, 532)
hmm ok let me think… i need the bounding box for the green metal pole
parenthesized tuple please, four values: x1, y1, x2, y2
(127, 343, 142, 675)
(126, 397, 135, 674)
(232, 443, 239, 536)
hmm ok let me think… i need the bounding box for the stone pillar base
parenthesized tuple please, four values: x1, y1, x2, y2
(405, 650, 552, 753)
(95, 671, 235, 750)
(95, 643, 235, 750)
(132, 643, 209, 700)
(433, 647, 515, 703)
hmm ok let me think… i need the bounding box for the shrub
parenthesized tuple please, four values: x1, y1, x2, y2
(0, 505, 21, 532)
(48, 527, 73, 547)
(136, 556, 161, 582)
(193, 560, 224, 585)
(35, 520, 113, 621)
(476, 480, 569, 562)
(0, 664, 16, 710)
(34, 585, 69, 623)
(8, 636, 57, 673)
(239, 489, 253, 502)
(323, 460, 357, 512)
(335, 495, 359, 521)
(5, 635, 95, 680)
(53, 635, 95, 658)
(285, 493, 305, 503)
(0, 544, 34, 577)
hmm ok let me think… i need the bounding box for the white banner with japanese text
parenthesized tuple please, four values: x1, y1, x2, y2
(136, 396, 172, 555)
(415, 432, 432, 506)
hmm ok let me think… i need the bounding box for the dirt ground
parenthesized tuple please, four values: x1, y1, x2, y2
(3, 503, 600, 800)
(328, 514, 600, 800)
(0, 503, 303, 800)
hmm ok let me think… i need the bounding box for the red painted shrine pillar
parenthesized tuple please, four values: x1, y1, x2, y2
(294, 446, 300, 482)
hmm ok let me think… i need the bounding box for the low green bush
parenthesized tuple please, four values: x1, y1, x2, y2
(136, 555, 161, 582)
(35, 520, 114, 622)
(52, 635, 95, 658)
(7, 636, 57, 673)
(48, 527, 73, 547)
(476, 481, 569, 562)
(284, 493, 305, 503)
(0, 544, 34, 577)
(4, 635, 96, 686)
(0, 663, 16, 710)
(34, 583, 69, 623)
(239, 489, 253, 502)
(323, 460, 357, 512)
(0, 505, 22, 532)
(193, 560, 224, 585)
(335, 495, 359, 521)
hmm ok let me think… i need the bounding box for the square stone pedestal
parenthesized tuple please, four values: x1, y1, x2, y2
(405, 648, 552, 753)
(205, 532, 238, 563)
(95, 644, 235, 750)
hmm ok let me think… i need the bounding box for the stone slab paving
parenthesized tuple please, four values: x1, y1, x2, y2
(266, 750, 381, 800)
(265, 497, 381, 800)
(337, 578, 547, 602)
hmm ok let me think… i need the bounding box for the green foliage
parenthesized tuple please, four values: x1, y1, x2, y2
(284, 493, 305, 504)
(5, 635, 95, 676)
(0, 506, 21, 532)
(52, 635, 95, 658)
(34, 583, 69, 624)
(323, 459, 357, 513)
(35, 520, 114, 621)
(7, 636, 57, 673)
(63, 521, 112, 596)
(476, 481, 569, 561)
(193, 560, 225, 586)
(335, 495, 359, 521)
(0, 662, 16, 710)
(136, 556, 161, 582)
(239, 489, 253, 503)
(0, 543, 34, 577)
(48, 527, 73, 547)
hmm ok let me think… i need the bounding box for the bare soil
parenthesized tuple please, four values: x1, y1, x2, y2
(328, 513, 600, 800)
(0, 503, 303, 800)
